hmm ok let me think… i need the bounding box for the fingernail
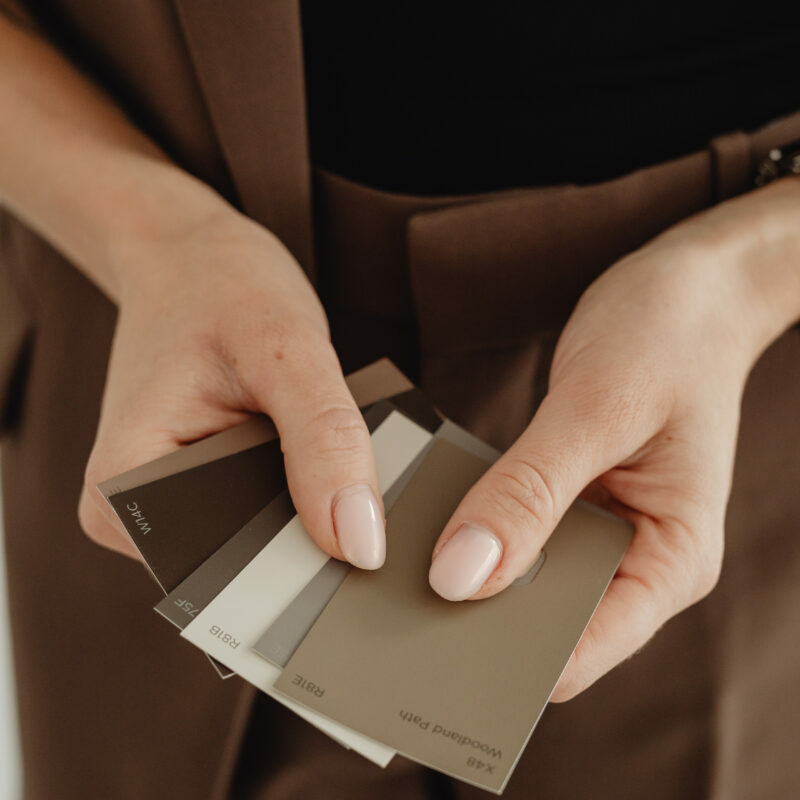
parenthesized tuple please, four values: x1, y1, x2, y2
(429, 523, 502, 601)
(332, 484, 386, 570)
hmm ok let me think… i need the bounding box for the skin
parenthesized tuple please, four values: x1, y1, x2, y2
(2, 15, 800, 702)
(431, 197, 800, 699)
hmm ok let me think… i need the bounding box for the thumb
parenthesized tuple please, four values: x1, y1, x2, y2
(429, 378, 660, 600)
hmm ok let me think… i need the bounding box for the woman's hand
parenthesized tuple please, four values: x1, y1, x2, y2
(0, 15, 385, 572)
(428, 178, 800, 700)
(78, 207, 387, 570)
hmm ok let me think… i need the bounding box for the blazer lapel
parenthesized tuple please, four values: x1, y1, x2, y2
(172, 0, 315, 280)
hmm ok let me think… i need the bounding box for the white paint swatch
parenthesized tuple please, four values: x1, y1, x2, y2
(181, 411, 433, 765)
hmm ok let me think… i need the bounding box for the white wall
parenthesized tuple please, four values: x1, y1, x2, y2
(0, 460, 23, 800)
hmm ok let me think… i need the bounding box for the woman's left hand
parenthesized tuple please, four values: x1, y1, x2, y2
(427, 177, 800, 701)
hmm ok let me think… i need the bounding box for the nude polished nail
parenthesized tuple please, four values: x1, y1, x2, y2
(429, 523, 502, 601)
(332, 484, 386, 570)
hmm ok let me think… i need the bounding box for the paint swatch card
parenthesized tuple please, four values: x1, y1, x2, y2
(156, 399, 440, 634)
(274, 438, 633, 793)
(100, 357, 633, 792)
(177, 408, 435, 765)
(98, 358, 416, 593)
(252, 420, 499, 668)
(154, 491, 295, 632)
(99, 360, 431, 678)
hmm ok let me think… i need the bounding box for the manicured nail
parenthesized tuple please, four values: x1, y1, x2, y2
(429, 523, 502, 601)
(332, 484, 386, 570)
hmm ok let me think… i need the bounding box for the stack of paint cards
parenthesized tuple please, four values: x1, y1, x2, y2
(100, 359, 632, 793)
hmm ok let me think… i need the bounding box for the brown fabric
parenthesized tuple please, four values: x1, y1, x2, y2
(172, 0, 315, 274)
(0, 1, 799, 798)
(0, 223, 257, 800)
(233, 137, 800, 800)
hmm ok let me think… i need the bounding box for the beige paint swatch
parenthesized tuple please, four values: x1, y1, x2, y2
(275, 438, 633, 793)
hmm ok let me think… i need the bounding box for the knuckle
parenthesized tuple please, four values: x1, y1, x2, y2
(304, 404, 370, 459)
(489, 457, 557, 532)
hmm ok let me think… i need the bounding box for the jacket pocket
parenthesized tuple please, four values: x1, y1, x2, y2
(406, 160, 711, 448)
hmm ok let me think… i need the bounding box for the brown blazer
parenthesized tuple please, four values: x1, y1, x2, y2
(2, 2, 800, 799)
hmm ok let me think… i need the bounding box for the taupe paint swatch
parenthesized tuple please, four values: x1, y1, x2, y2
(253, 420, 500, 668)
(275, 438, 633, 793)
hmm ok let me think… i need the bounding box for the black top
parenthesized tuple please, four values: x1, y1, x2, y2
(301, 2, 800, 194)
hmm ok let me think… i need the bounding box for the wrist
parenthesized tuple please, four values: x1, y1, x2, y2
(657, 177, 800, 361)
(100, 161, 239, 304)
(725, 178, 800, 355)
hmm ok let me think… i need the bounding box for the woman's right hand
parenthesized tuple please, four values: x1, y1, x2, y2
(78, 206, 387, 570)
